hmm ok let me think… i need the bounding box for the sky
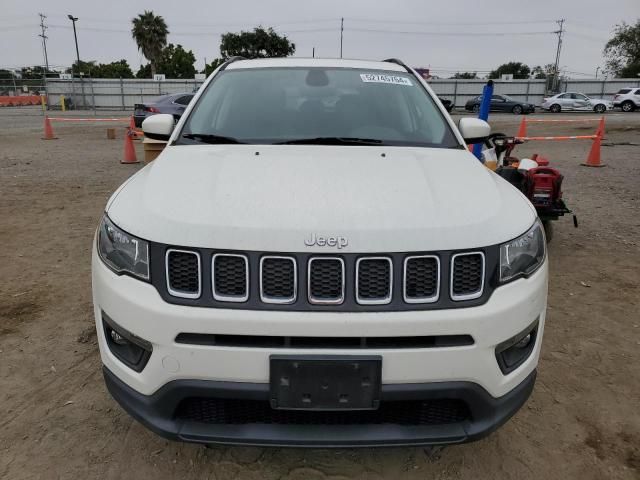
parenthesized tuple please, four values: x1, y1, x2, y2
(0, 0, 637, 78)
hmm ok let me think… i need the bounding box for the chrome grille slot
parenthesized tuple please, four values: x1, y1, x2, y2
(165, 249, 201, 299)
(212, 254, 249, 302)
(450, 252, 485, 301)
(404, 255, 440, 303)
(308, 257, 345, 305)
(356, 257, 392, 305)
(260, 256, 297, 304)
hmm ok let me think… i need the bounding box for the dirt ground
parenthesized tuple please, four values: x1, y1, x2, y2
(0, 107, 639, 480)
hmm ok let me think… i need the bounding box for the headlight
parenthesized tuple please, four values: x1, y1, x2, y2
(499, 220, 546, 283)
(97, 215, 149, 280)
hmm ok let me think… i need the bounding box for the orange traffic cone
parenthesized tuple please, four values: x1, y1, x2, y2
(595, 115, 605, 138)
(581, 134, 605, 167)
(42, 116, 57, 140)
(516, 116, 527, 138)
(121, 128, 139, 164)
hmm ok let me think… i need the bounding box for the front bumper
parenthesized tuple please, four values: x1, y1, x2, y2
(93, 246, 547, 446)
(104, 365, 536, 447)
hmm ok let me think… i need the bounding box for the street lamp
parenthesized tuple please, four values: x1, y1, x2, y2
(67, 15, 80, 70)
(67, 14, 86, 108)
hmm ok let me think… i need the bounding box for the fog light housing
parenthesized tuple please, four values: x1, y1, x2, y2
(495, 319, 539, 374)
(102, 311, 152, 372)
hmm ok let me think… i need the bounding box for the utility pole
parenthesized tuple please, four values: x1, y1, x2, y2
(38, 13, 49, 72)
(340, 18, 344, 58)
(312, 47, 315, 58)
(552, 19, 565, 93)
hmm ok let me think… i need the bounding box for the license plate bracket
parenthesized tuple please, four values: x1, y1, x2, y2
(269, 355, 382, 411)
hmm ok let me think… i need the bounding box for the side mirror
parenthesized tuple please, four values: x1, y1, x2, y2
(142, 114, 174, 141)
(459, 117, 491, 143)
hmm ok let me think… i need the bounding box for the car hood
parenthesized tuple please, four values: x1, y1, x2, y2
(106, 145, 536, 252)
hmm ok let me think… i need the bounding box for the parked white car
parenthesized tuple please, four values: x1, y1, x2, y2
(612, 87, 640, 112)
(541, 92, 613, 113)
(93, 57, 548, 447)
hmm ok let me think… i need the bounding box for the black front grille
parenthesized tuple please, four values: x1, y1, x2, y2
(405, 256, 439, 301)
(166, 250, 200, 295)
(175, 333, 474, 349)
(452, 253, 484, 299)
(261, 257, 296, 301)
(309, 258, 344, 303)
(176, 397, 470, 426)
(213, 255, 248, 299)
(357, 258, 391, 302)
(156, 245, 495, 311)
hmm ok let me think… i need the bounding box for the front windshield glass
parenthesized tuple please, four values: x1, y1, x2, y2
(179, 67, 459, 148)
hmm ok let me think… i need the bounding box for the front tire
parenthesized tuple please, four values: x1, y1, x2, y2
(594, 104, 606, 114)
(472, 104, 480, 113)
(550, 104, 561, 113)
(621, 101, 635, 112)
(512, 105, 523, 115)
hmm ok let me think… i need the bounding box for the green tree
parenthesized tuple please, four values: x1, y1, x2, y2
(93, 59, 134, 78)
(136, 44, 197, 78)
(530, 64, 555, 79)
(604, 20, 640, 77)
(450, 72, 477, 79)
(488, 62, 531, 79)
(157, 44, 197, 78)
(220, 27, 295, 59)
(136, 64, 151, 78)
(202, 58, 224, 76)
(131, 10, 169, 77)
(66, 60, 97, 76)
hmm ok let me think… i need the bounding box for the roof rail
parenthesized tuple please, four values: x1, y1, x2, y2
(219, 56, 246, 71)
(382, 58, 412, 73)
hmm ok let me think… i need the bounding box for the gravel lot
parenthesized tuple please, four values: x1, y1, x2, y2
(0, 107, 639, 479)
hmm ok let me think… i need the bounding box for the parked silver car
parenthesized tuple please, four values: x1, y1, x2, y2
(541, 92, 612, 113)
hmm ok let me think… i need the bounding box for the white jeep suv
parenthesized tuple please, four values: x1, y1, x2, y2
(613, 87, 640, 112)
(92, 57, 548, 447)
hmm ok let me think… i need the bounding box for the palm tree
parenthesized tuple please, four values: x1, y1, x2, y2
(131, 11, 169, 78)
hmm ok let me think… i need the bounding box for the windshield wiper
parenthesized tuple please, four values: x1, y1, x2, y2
(274, 137, 385, 146)
(182, 133, 245, 144)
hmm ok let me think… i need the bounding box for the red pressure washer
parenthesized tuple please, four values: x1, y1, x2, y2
(485, 134, 577, 241)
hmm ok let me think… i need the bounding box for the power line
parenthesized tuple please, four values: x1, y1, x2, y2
(38, 13, 49, 71)
(347, 27, 555, 37)
(346, 17, 558, 27)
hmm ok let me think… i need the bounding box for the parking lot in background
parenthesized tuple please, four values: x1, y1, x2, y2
(0, 107, 638, 479)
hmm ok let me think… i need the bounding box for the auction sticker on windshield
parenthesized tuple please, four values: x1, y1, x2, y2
(360, 73, 412, 86)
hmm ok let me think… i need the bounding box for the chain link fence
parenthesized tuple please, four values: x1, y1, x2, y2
(39, 77, 640, 111)
(44, 78, 206, 110)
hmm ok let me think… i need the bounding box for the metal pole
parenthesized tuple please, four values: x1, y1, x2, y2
(452, 80, 458, 109)
(120, 77, 125, 110)
(340, 18, 344, 58)
(525, 80, 530, 103)
(90, 78, 96, 115)
(312, 47, 315, 58)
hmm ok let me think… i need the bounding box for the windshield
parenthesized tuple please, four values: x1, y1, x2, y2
(179, 67, 459, 148)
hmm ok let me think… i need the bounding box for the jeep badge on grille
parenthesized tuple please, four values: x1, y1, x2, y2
(304, 233, 348, 249)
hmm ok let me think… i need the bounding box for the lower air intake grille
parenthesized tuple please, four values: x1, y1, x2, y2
(261, 257, 296, 303)
(213, 254, 248, 301)
(166, 250, 200, 298)
(308, 258, 344, 304)
(405, 256, 439, 302)
(176, 397, 470, 426)
(451, 253, 484, 300)
(356, 258, 392, 304)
